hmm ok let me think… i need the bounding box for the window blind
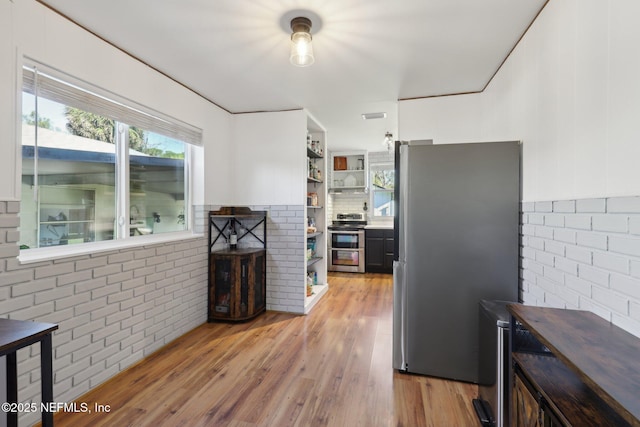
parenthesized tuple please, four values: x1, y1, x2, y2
(22, 63, 203, 146)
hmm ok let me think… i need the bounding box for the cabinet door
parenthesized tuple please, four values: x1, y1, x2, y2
(254, 253, 265, 313)
(513, 373, 541, 427)
(240, 256, 250, 317)
(212, 257, 234, 318)
(383, 252, 395, 271)
(541, 403, 565, 427)
(365, 236, 385, 270)
(383, 232, 395, 270)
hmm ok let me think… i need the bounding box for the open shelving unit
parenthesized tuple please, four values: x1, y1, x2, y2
(305, 113, 328, 313)
(329, 151, 368, 193)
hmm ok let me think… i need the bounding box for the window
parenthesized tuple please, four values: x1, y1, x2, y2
(19, 61, 201, 250)
(370, 163, 394, 217)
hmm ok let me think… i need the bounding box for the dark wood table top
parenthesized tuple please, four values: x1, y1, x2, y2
(0, 318, 58, 355)
(508, 304, 640, 426)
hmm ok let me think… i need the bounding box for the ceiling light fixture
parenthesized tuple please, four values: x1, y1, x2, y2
(290, 17, 314, 67)
(384, 132, 394, 151)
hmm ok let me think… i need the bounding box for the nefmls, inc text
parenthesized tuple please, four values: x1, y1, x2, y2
(40, 402, 111, 413)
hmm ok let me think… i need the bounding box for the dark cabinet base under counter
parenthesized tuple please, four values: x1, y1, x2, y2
(365, 228, 394, 274)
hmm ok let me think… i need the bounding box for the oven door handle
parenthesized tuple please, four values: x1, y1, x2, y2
(328, 230, 365, 235)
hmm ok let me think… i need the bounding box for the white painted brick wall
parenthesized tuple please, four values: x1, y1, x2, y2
(521, 196, 640, 337)
(553, 200, 575, 213)
(592, 215, 628, 233)
(576, 198, 606, 213)
(565, 215, 591, 230)
(609, 236, 640, 257)
(535, 201, 553, 212)
(262, 205, 306, 313)
(0, 201, 208, 426)
(607, 197, 640, 213)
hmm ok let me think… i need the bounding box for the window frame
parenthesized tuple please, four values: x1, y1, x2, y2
(18, 59, 201, 263)
(369, 162, 395, 218)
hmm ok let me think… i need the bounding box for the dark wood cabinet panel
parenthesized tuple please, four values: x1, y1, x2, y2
(513, 352, 630, 426)
(209, 249, 266, 322)
(512, 372, 540, 427)
(508, 305, 639, 427)
(365, 228, 394, 274)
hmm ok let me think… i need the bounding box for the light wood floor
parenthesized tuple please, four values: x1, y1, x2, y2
(53, 272, 479, 427)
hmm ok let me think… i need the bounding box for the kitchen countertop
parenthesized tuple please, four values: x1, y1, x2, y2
(365, 224, 394, 229)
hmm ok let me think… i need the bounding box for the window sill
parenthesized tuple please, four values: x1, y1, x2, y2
(18, 231, 205, 264)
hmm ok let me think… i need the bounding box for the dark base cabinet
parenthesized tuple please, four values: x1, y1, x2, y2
(365, 228, 394, 274)
(209, 248, 266, 322)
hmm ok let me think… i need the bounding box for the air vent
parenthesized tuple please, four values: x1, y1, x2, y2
(361, 112, 387, 120)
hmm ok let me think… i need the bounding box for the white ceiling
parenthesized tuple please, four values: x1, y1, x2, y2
(39, 0, 547, 151)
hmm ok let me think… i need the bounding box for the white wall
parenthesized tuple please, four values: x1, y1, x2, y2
(399, 0, 640, 202)
(0, 0, 17, 201)
(399, 93, 483, 146)
(230, 110, 306, 206)
(398, 0, 640, 336)
(1, 0, 233, 206)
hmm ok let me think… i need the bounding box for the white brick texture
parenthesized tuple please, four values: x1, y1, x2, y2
(0, 201, 208, 426)
(521, 197, 640, 337)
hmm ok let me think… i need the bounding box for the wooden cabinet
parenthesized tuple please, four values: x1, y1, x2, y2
(512, 367, 541, 427)
(208, 207, 267, 322)
(365, 228, 394, 273)
(209, 248, 266, 321)
(508, 305, 639, 427)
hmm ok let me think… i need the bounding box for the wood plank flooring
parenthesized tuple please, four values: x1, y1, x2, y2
(53, 272, 479, 427)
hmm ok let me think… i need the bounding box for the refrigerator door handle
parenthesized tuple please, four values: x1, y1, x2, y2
(393, 260, 408, 371)
(397, 143, 409, 264)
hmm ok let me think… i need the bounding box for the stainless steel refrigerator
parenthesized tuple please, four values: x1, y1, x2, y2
(392, 140, 520, 383)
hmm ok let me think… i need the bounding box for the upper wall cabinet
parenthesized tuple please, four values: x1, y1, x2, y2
(329, 151, 368, 193)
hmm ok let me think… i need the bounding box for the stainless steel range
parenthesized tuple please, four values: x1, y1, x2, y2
(328, 213, 367, 273)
